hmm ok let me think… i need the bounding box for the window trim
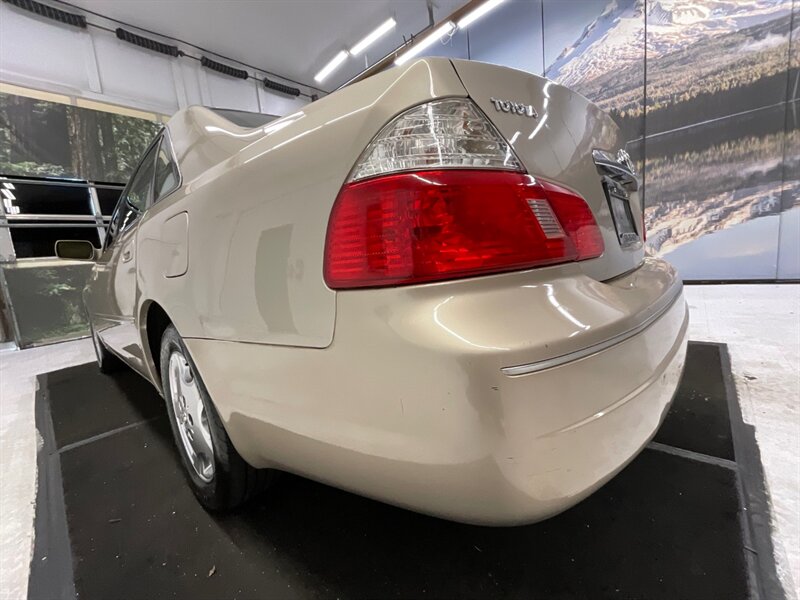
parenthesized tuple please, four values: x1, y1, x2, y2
(104, 134, 161, 250)
(153, 127, 182, 204)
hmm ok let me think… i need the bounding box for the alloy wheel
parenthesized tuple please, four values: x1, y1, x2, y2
(168, 351, 215, 482)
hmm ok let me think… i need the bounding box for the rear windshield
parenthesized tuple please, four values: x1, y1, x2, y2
(210, 108, 278, 128)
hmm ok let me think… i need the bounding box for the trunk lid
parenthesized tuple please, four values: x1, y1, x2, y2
(450, 59, 644, 282)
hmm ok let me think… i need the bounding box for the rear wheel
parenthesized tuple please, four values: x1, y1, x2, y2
(159, 325, 269, 510)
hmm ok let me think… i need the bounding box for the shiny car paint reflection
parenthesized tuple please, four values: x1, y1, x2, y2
(81, 58, 687, 524)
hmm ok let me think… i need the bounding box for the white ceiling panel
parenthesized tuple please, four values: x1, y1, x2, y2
(64, 0, 467, 92)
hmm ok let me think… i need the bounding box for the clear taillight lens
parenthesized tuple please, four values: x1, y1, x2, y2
(326, 98, 603, 289)
(324, 170, 604, 289)
(349, 98, 523, 182)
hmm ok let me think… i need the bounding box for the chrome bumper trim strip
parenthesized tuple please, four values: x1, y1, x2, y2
(501, 284, 684, 377)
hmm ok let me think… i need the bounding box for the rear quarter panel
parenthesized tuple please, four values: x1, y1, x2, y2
(135, 58, 468, 358)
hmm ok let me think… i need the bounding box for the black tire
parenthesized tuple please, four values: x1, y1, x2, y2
(90, 321, 122, 374)
(159, 324, 269, 510)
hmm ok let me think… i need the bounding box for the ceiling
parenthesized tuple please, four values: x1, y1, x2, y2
(63, 0, 467, 92)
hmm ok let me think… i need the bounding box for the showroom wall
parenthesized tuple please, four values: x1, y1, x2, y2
(0, 1, 310, 119)
(0, 92, 162, 182)
(0, 0, 797, 282)
(0, 1, 316, 347)
(641, 1, 798, 280)
(423, 0, 799, 280)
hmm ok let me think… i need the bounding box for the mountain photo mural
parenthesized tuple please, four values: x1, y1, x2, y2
(545, 0, 645, 143)
(543, 0, 797, 279)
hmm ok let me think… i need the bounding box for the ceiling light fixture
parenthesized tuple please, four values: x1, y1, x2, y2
(457, 0, 507, 29)
(394, 21, 456, 66)
(314, 50, 349, 83)
(350, 17, 397, 55)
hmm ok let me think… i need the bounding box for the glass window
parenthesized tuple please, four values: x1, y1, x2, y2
(95, 184, 124, 216)
(106, 142, 158, 247)
(1, 177, 93, 216)
(124, 151, 156, 213)
(10, 225, 100, 258)
(153, 136, 180, 202)
(210, 108, 277, 128)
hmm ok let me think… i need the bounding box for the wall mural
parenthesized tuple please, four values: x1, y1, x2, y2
(545, 0, 646, 144)
(543, 0, 798, 280)
(0, 93, 161, 347)
(0, 1, 797, 279)
(0, 92, 162, 183)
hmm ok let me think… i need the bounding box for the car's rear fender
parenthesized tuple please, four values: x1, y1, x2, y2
(189, 255, 682, 461)
(184, 256, 687, 524)
(135, 58, 467, 350)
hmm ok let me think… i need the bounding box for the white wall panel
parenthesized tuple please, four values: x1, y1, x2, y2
(0, 5, 94, 93)
(93, 34, 179, 113)
(175, 61, 204, 107)
(0, 3, 308, 118)
(204, 70, 260, 112)
(257, 86, 306, 117)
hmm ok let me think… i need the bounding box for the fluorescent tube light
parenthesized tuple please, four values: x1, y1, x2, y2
(314, 50, 349, 83)
(457, 0, 507, 29)
(394, 21, 456, 66)
(350, 18, 397, 55)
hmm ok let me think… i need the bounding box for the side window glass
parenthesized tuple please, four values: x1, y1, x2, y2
(106, 142, 158, 248)
(154, 135, 180, 202)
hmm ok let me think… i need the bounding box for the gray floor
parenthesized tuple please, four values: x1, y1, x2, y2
(685, 284, 800, 599)
(1, 336, 94, 600)
(1, 284, 798, 600)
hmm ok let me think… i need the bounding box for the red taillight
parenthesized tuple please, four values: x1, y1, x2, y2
(324, 170, 603, 289)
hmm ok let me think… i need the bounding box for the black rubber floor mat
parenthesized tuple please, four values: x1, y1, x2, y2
(654, 342, 735, 460)
(30, 342, 782, 600)
(58, 428, 746, 600)
(47, 363, 163, 450)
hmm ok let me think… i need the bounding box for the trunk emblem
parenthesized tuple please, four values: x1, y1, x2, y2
(489, 98, 538, 118)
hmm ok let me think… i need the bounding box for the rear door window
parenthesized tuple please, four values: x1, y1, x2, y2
(106, 142, 158, 247)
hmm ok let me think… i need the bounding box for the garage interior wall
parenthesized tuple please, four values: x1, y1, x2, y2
(1, 0, 797, 281)
(418, 0, 799, 281)
(0, 1, 313, 347)
(0, 1, 310, 118)
(0, 0, 798, 347)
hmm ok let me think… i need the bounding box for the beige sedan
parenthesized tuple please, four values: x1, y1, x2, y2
(57, 58, 688, 525)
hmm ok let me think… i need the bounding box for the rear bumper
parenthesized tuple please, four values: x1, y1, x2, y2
(186, 258, 688, 525)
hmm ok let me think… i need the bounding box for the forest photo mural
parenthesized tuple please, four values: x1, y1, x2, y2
(0, 92, 162, 183)
(0, 93, 162, 346)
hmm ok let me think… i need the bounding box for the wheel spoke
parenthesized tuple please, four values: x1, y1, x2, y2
(167, 351, 214, 482)
(169, 359, 181, 414)
(193, 410, 214, 470)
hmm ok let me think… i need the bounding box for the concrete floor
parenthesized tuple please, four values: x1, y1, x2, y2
(0, 284, 798, 600)
(685, 284, 800, 599)
(0, 337, 94, 600)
